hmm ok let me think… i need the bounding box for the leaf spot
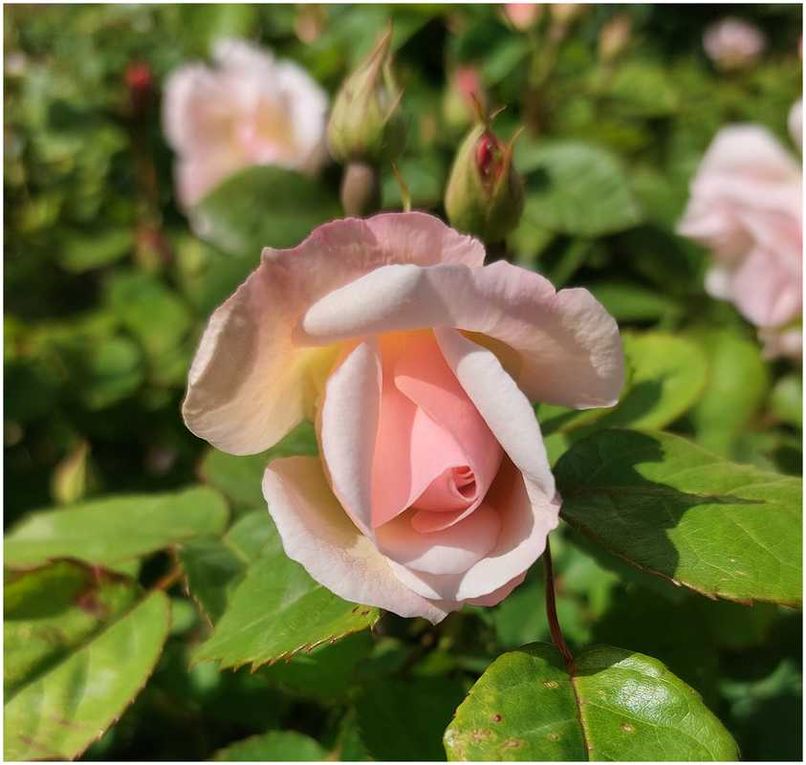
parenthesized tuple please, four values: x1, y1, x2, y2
(502, 738, 524, 749)
(491, 713, 502, 723)
(621, 722, 636, 734)
(547, 732, 561, 742)
(543, 679, 560, 689)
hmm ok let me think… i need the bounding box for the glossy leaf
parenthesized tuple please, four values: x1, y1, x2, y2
(444, 643, 738, 761)
(556, 429, 802, 606)
(212, 730, 327, 761)
(516, 140, 642, 236)
(193, 517, 378, 669)
(5, 487, 228, 568)
(4, 591, 170, 761)
(193, 165, 340, 256)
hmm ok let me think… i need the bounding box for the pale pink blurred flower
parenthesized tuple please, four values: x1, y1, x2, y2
(703, 17, 766, 71)
(163, 38, 328, 209)
(789, 99, 802, 150)
(504, 3, 542, 31)
(678, 124, 802, 359)
(183, 213, 623, 621)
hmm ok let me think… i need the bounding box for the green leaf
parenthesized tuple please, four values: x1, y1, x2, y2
(691, 329, 769, 456)
(770, 374, 802, 428)
(193, 517, 378, 669)
(556, 429, 802, 606)
(4, 560, 138, 694)
(599, 332, 708, 430)
(59, 228, 133, 273)
(587, 281, 682, 323)
(4, 591, 170, 761)
(199, 421, 317, 510)
(357, 677, 466, 761)
(516, 140, 642, 237)
(193, 166, 340, 256)
(212, 730, 327, 761)
(444, 643, 738, 761)
(5, 486, 229, 568)
(180, 511, 275, 623)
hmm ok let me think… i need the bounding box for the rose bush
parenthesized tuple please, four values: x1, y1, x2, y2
(182, 212, 623, 621)
(677, 121, 803, 359)
(163, 38, 328, 208)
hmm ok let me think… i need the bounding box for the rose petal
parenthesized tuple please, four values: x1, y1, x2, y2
(184, 213, 483, 455)
(263, 456, 454, 623)
(301, 260, 624, 409)
(388, 459, 559, 601)
(465, 571, 527, 607)
(320, 340, 381, 536)
(375, 504, 500, 576)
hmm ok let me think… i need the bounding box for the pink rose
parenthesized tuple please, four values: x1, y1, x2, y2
(503, 4, 543, 31)
(703, 18, 765, 71)
(163, 38, 328, 209)
(183, 213, 623, 622)
(678, 125, 802, 359)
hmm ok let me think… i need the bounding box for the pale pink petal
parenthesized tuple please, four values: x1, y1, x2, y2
(176, 153, 243, 208)
(319, 341, 381, 536)
(263, 456, 454, 623)
(301, 261, 624, 409)
(731, 246, 802, 328)
(374, 504, 500, 576)
(184, 214, 482, 455)
(466, 571, 527, 607)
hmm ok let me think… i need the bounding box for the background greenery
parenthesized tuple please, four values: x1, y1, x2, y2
(4, 3, 802, 761)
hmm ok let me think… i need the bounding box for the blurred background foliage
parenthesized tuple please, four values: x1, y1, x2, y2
(4, 3, 802, 761)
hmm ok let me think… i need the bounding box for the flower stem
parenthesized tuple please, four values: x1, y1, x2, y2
(543, 536, 574, 670)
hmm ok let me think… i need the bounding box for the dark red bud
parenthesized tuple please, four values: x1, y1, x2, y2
(125, 61, 153, 117)
(475, 131, 503, 183)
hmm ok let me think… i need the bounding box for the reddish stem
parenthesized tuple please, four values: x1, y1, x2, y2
(543, 536, 574, 670)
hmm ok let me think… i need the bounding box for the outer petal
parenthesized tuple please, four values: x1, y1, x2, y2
(320, 340, 381, 536)
(263, 456, 453, 623)
(730, 245, 802, 328)
(301, 260, 624, 408)
(183, 213, 484, 455)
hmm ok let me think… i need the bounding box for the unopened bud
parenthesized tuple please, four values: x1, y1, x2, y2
(444, 123, 524, 242)
(125, 61, 153, 118)
(327, 28, 407, 165)
(599, 14, 632, 63)
(52, 441, 93, 505)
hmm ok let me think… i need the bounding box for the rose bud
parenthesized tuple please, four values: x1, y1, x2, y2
(327, 27, 407, 165)
(182, 212, 624, 622)
(503, 3, 543, 32)
(703, 17, 765, 72)
(125, 61, 153, 117)
(598, 14, 632, 64)
(444, 123, 524, 242)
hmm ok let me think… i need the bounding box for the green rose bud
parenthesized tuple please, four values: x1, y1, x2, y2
(327, 28, 407, 165)
(444, 123, 524, 242)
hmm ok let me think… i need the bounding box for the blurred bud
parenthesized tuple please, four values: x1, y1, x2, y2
(503, 3, 543, 32)
(550, 3, 587, 26)
(442, 66, 486, 134)
(327, 28, 407, 165)
(340, 162, 381, 217)
(599, 14, 632, 63)
(52, 441, 93, 505)
(444, 122, 524, 242)
(703, 18, 765, 72)
(295, 4, 327, 44)
(125, 61, 153, 118)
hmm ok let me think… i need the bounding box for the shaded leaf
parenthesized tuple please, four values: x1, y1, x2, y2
(444, 644, 738, 761)
(5, 487, 228, 568)
(556, 429, 802, 606)
(4, 591, 170, 761)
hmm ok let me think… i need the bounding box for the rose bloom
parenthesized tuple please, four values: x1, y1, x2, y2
(678, 122, 802, 359)
(703, 17, 765, 71)
(503, 3, 542, 31)
(163, 38, 328, 209)
(183, 213, 623, 622)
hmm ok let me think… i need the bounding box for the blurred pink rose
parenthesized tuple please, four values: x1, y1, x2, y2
(678, 124, 802, 359)
(504, 3, 542, 31)
(703, 18, 765, 71)
(183, 213, 623, 622)
(163, 38, 328, 208)
(789, 99, 802, 151)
